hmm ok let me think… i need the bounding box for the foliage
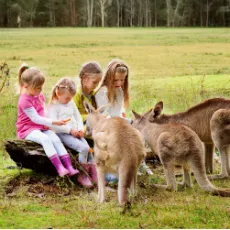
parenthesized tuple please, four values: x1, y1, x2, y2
(0, 0, 230, 27)
(0, 62, 10, 94)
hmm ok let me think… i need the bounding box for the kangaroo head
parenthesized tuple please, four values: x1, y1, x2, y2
(83, 100, 109, 136)
(148, 101, 163, 123)
(131, 108, 153, 131)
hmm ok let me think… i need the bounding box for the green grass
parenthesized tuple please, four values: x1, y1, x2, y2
(1, 27, 230, 228)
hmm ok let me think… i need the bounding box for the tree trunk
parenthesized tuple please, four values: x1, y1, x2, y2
(206, 0, 209, 27)
(116, 0, 120, 27)
(154, 0, 157, 27)
(199, 0, 203, 26)
(172, 0, 182, 27)
(87, 0, 94, 27)
(138, 1, 143, 26)
(130, 0, 134, 27)
(99, 0, 105, 27)
(165, 0, 172, 27)
(145, 0, 148, 27)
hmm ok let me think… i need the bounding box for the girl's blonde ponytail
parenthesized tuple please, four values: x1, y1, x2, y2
(18, 63, 29, 95)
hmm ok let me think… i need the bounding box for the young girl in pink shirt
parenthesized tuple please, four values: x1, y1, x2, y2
(16, 64, 92, 187)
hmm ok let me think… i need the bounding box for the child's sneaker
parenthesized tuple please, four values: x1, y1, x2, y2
(105, 173, 118, 188)
(139, 160, 153, 175)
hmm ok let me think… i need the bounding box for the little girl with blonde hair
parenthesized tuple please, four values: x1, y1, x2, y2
(16, 64, 78, 178)
(48, 77, 97, 187)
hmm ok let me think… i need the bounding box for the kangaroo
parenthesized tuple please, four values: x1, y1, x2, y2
(147, 98, 230, 179)
(131, 105, 230, 197)
(84, 101, 145, 206)
(210, 109, 230, 179)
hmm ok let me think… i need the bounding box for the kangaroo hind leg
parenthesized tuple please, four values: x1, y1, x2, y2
(209, 145, 229, 180)
(118, 164, 135, 206)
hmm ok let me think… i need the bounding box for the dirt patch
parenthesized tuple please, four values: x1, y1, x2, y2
(5, 174, 87, 198)
(4, 160, 161, 199)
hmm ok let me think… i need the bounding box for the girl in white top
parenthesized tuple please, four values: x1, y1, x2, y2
(48, 77, 97, 187)
(95, 59, 129, 119)
(95, 59, 153, 176)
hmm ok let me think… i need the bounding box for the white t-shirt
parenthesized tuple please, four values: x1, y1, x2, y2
(48, 100, 84, 133)
(95, 86, 125, 118)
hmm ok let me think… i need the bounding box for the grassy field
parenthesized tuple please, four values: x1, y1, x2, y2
(0, 27, 230, 228)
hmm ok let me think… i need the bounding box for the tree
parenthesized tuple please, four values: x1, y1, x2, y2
(86, 0, 94, 27)
(16, 0, 39, 27)
(165, 0, 172, 26)
(172, 0, 183, 27)
(0, 62, 10, 95)
(67, 0, 77, 26)
(97, 0, 112, 27)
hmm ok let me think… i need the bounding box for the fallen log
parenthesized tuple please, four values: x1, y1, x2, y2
(4, 139, 160, 176)
(4, 139, 90, 178)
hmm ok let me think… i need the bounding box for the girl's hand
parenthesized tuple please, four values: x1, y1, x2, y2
(52, 120, 66, 126)
(78, 130, 84, 138)
(70, 128, 80, 138)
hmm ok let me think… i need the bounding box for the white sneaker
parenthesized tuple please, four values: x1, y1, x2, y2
(139, 160, 153, 175)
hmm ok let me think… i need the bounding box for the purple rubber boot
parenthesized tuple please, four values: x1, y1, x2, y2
(49, 154, 69, 177)
(60, 154, 79, 176)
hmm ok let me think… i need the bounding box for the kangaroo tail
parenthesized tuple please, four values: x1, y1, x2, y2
(210, 189, 230, 197)
(190, 156, 230, 197)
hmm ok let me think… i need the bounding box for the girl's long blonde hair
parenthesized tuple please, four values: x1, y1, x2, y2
(50, 77, 76, 104)
(101, 59, 129, 108)
(17, 63, 45, 95)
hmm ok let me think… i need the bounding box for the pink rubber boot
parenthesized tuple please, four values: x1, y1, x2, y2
(60, 154, 79, 176)
(79, 163, 97, 186)
(89, 163, 98, 185)
(49, 154, 69, 177)
(77, 172, 94, 188)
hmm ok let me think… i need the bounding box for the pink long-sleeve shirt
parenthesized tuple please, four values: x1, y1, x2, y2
(16, 93, 52, 139)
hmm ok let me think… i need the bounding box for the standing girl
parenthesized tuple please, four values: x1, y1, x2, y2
(48, 77, 96, 187)
(95, 59, 129, 119)
(16, 64, 78, 178)
(95, 59, 153, 176)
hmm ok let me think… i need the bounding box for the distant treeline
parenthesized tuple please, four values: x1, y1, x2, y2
(0, 0, 230, 28)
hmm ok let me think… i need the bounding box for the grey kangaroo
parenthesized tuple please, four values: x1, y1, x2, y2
(148, 98, 230, 179)
(131, 104, 230, 197)
(84, 101, 145, 206)
(210, 109, 230, 179)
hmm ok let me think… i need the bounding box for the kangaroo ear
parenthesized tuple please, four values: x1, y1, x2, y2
(132, 110, 142, 119)
(97, 104, 110, 114)
(149, 101, 163, 121)
(83, 100, 95, 114)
